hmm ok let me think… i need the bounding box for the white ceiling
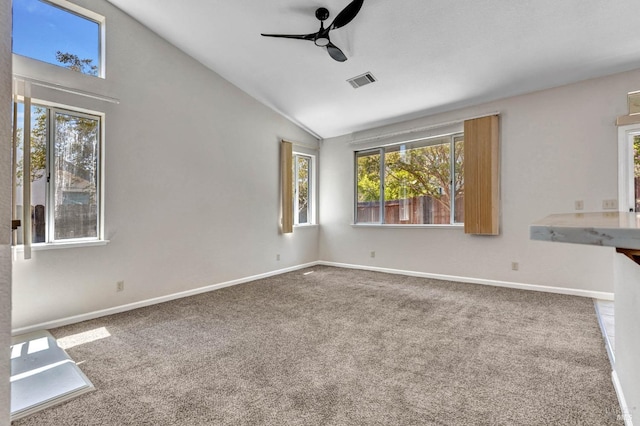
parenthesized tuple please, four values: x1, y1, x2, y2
(106, 0, 640, 139)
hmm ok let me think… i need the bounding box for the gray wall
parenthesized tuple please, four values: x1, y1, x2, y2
(0, 0, 12, 421)
(12, 0, 319, 330)
(319, 68, 640, 295)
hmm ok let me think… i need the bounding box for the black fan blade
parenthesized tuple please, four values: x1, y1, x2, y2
(329, 0, 364, 30)
(261, 32, 317, 41)
(326, 42, 347, 62)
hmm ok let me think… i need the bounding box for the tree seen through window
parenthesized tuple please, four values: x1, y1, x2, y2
(356, 134, 463, 225)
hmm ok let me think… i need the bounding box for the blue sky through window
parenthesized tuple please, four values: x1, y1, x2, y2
(13, 0, 99, 75)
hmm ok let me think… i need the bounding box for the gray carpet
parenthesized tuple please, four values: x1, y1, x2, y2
(14, 266, 622, 425)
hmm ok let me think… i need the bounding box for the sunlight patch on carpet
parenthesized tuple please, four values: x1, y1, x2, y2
(57, 326, 111, 349)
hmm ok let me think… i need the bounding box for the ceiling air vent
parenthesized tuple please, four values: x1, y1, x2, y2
(347, 72, 377, 89)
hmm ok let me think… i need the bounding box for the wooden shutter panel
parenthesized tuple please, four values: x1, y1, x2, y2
(281, 140, 293, 234)
(464, 115, 500, 235)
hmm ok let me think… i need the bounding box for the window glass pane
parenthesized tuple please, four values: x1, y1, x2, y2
(355, 133, 464, 226)
(31, 106, 48, 242)
(384, 138, 452, 224)
(453, 135, 464, 223)
(53, 111, 99, 240)
(13, 103, 48, 243)
(296, 156, 310, 224)
(356, 151, 381, 223)
(13, 103, 25, 245)
(13, 0, 100, 76)
(634, 135, 640, 212)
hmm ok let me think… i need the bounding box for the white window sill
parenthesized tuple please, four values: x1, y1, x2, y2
(351, 223, 464, 229)
(12, 240, 109, 253)
(294, 224, 319, 229)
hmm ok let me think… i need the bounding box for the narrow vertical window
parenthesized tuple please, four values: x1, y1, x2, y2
(617, 126, 640, 213)
(356, 150, 382, 223)
(52, 111, 100, 240)
(13, 103, 48, 243)
(295, 155, 309, 224)
(293, 153, 316, 225)
(634, 135, 640, 212)
(453, 135, 464, 223)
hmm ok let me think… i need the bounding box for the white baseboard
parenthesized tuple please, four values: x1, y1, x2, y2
(13, 260, 614, 335)
(317, 261, 615, 300)
(12, 262, 320, 336)
(612, 370, 635, 426)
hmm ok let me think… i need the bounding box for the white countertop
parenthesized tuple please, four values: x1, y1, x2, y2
(530, 212, 640, 250)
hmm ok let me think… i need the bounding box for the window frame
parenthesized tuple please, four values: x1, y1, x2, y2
(354, 148, 385, 223)
(618, 123, 640, 212)
(353, 132, 464, 227)
(13, 97, 105, 246)
(12, 0, 106, 78)
(293, 151, 317, 226)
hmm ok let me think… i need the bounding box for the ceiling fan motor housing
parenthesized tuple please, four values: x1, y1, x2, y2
(315, 7, 330, 21)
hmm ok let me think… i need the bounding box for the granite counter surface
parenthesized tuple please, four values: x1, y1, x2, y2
(530, 212, 640, 250)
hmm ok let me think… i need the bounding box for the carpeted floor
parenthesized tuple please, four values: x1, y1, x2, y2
(14, 266, 623, 425)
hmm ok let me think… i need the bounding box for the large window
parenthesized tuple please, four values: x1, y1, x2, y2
(293, 153, 316, 225)
(355, 133, 464, 225)
(12, 0, 103, 77)
(13, 101, 101, 243)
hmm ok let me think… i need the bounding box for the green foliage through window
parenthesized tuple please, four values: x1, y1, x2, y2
(634, 135, 640, 178)
(12, 0, 101, 77)
(293, 153, 315, 225)
(355, 134, 464, 225)
(55, 51, 98, 76)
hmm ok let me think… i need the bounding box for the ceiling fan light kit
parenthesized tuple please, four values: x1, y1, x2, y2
(261, 0, 364, 62)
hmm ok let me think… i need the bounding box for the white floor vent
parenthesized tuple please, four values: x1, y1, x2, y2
(347, 72, 376, 89)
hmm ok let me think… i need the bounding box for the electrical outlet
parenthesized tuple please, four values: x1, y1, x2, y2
(511, 262, 519, 271)
(574, 200, 584, 211)
(276, 254, 280, 261)
(370, 251, 375, 258)
(116, 281, 124, 292)
(602, 199, 617, 210)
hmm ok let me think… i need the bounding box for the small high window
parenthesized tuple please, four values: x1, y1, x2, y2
(12, 0, 103, 77)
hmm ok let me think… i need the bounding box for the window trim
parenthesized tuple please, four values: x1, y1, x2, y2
(50, 106, 102, 242)
(353, 132, 464, 226)
(293, 151, 317, 226)
(12, 239, 109, 253)
(618, 123, 640, 212)
(12, 97, 105, 246)
(351, 223, 464, 230)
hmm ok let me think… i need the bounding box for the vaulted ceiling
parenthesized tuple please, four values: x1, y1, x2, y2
(106, 0, 640, 138)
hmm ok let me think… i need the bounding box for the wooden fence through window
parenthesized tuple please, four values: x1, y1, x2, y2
(357, 195, 463, 224)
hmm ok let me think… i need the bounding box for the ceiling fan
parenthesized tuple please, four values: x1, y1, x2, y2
(261, 0, 364, 62)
